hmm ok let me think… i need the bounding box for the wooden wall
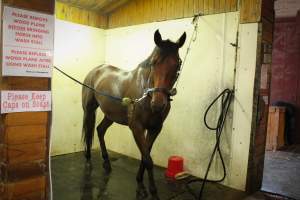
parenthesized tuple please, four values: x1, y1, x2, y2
(58, 0, 131, 14)
(240, 0, 262, 23)
(56, 1, 108, 29)
(2, 0, 54, 14)
(54, 0, 269, 29)
(108, 0, 238, 28)
(0, 0, 55, 199)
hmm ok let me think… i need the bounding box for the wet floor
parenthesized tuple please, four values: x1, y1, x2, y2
(51, 150, 247, 200)
(51, 150, 295, 200)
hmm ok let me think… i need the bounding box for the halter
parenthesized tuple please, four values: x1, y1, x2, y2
(131, 57, 182, 104)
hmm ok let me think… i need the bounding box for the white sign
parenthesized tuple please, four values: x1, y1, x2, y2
(2, 6, 54, 77)
(1, 91, 51, 114)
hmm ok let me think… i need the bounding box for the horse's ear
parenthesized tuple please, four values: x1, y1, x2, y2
(154, 29, 163, 47)
(176, 32, 186, 48)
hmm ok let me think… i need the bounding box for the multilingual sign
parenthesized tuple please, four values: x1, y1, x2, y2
(2, 6, 54, 77)
(0, 91, 51, 114)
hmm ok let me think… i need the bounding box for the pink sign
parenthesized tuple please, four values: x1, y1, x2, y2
(2, 6, 54, 77)
(1, 91, 51, 114)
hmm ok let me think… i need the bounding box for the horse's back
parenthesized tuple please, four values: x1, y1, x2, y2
(82, 64, 131, 125)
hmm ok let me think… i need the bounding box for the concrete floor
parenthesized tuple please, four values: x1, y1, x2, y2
(51, 150, 296, 200)
(262, 148, 300, 200)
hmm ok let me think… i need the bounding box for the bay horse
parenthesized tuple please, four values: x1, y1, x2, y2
(82, 30, 186, 199)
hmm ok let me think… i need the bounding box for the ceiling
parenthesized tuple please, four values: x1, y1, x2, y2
(57, 0, 132, 14)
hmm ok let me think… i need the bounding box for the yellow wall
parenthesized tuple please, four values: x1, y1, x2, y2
(104, 12, 239, 188)
(51, 19, 106, 155)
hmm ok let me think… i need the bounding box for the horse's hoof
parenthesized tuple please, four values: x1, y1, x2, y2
(102, 161, 112, 173)
(136, 187, 148, 199)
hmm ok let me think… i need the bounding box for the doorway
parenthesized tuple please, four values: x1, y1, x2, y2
(262, 1, 300, 199)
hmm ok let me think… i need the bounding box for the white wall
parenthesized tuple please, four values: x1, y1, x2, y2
(230, 23, 259, 190)
(104, 12, 239, 187)
(51, 19, 105, 155)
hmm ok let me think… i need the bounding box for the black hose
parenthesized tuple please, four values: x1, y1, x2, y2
(186, 88, 234, 199)
(167, 89, 234, 200)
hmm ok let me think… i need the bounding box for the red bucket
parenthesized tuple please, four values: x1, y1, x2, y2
(165, 156, 184, 179)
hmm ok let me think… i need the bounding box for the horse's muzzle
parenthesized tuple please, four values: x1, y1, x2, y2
(146, 87, 176, 112)
(150, 100, 167, 113)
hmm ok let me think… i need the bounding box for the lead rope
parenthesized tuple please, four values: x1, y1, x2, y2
(53, 66, 129, 105)
(173, 13, 202, 90)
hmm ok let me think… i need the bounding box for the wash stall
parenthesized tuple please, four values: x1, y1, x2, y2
(0, 0, 275, 199)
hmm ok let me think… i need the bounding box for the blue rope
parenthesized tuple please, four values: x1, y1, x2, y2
(53, 66, 123, 102)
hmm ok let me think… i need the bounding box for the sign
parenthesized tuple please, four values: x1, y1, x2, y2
(1, 91, 51, 114)
(2, 6, 54, 77)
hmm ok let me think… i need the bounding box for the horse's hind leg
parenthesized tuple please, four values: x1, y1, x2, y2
(97, 116, 113, 172)
(82, 99, 98, 161)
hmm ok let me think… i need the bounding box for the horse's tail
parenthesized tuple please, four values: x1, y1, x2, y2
(82, 75, 98, 159)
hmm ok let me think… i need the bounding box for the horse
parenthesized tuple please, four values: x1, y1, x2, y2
(82, 29, 186, 199)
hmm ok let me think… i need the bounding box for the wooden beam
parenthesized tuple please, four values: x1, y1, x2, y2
(2, 0, 55, 14)
(4, 176, 46, 199)
(4, 112, 48, 126)
(0, 1, 53, 200)
(5, 125, 47, 145)
(240, 0, 262, 23)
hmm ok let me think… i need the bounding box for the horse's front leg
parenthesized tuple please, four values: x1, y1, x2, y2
(144, 127, 162, 200)
(130, 124, 148, 199)
(135, 127, 161, 199)
(131, 124, 161, 200)
(136, 161, 147, 199)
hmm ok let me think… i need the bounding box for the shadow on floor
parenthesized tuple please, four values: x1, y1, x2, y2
(51, 150, 291, 200)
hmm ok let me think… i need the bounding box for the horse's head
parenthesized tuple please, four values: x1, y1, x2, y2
(149, 29, 186, 113)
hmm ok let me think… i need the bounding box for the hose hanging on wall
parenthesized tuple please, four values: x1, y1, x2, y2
(187, 88, 234, 200)
(168, 89, 234, 200)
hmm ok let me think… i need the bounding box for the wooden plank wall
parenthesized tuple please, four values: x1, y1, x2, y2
(54, 0, 268, 28)
(240, 0, 262, 23)
(108, 0, 238, 28)
(58, 0, 131, 14)
(56, 1, 108, 29)
(0, 0, 55, 199)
